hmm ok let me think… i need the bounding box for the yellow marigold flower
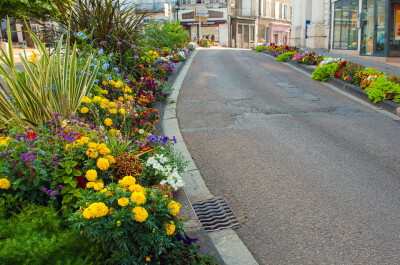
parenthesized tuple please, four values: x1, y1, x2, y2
(104, 118, 113, 127)
(83, 202, 108, 219)
(101, 89, 108, 95)
(82, 96, 92, 104)
(102, 81, 108, 85)
(115, 81, 123, 88)
(99, 147, 111, 156)
(97, 143, 107, 150)
(88, 142, 98, 149)
(101, 98, 110, 105)
(97, 158, 110, 171)
(86, 149, 99, 159)
(80, 136, 90, 144)
(168, 201, 181, 216)
(118, 176, 136, 187)
(109, 108, 118, 114)
(93, 96, 101, 102)
(146, 257, 151, 262)
(132, 206, 148, 222)
(86, 182, 95, 188)
(118, 197, 129, 207)
(117, 220, 121, 226)
(115, 130, 120, 135)
(124, 94, 129, 99)
(94, 182, 104, 191)
(130, 192, 146, 205)
(0, 137, 11, 146)
(128, 184, 145, 193)
(165, 221, 176, 236)
(106, 155, 116, 164)
(126, 101, 131, 105)
(109, 128, 116, 135)
(109, 102, 117, 108)
(118, 96, 124, 102)
(100, 188, 113, 197)
(100, 103, 107, 109)
(80, 107, 89, 114)
(0, 178, 11, 189)
(119, 109, 126, 115)
(109, 80, 116, 86)
(85, 169, 97, 181)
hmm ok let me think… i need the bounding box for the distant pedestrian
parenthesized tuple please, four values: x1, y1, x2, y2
(211, 34, 215, 42)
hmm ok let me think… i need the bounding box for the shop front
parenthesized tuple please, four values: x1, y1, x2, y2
(332, 0, 400, 57)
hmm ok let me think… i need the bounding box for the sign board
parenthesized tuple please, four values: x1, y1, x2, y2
(196, 8, 208, 14)
(196, 13, 209, 17)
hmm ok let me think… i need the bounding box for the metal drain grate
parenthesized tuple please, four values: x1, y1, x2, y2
(192, 196, 241, 232)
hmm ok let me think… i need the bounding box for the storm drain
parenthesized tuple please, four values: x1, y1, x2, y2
(192, 196, 241, 232)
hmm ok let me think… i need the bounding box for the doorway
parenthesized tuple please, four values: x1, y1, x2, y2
(389, 0, 400, 56)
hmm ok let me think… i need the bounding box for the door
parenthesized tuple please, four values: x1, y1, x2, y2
(361, 0, 387, 56)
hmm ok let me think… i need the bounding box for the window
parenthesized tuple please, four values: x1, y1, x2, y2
(275, 2, 280, 19)
(250, 26, 255, 42)
(282, 4, 288, 20)
(266, 0, 271, 18)
(333, 0, 359, 50)
(266, 27, 270, 43)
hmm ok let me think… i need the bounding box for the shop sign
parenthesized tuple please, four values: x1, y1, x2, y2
(395, 6, 400, 40)
(181, 21, 226, 26)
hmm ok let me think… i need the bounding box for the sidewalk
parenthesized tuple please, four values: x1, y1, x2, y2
(300, 47, 400, 77)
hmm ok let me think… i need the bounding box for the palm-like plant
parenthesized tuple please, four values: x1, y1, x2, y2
(54, 0, 148, 52)
(0, 18, 100, 128)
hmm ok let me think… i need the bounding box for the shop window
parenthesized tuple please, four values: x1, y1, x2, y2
(250, 26, 255, 42)
(333, 0, 359, 50)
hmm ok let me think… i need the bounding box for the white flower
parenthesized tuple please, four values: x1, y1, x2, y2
(139, 129, 144, 134)
(146, 156, 157, 166)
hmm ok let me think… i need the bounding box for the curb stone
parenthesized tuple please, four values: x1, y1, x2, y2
(164, 48, 260, 265)
(260, 51, 400, 117)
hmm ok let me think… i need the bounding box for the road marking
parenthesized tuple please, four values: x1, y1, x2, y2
(261, 53, 400, 121)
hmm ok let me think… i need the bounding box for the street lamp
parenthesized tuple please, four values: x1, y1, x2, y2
(175, 1, 180, 21)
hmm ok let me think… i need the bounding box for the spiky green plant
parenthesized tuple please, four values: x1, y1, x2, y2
(0, 17, 100, 128)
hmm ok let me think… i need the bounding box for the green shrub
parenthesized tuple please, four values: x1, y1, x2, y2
(145, 20, 190, 49)
(254, 45, 265, 52)
(365, 76, 400, 103)
(311, 63, 340, 82)
(276, 52, 295, 62)
(0, 196, 108, 265)
(70, 182, 185, 264)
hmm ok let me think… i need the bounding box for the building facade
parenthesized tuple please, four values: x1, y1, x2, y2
(291, 0, 400, 60)
(177, 0, 229, 46)
(230, 0, 292, 48)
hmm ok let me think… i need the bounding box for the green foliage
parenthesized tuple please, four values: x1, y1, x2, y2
(0, 197, 108, 265)
(276, 52, 295, 62)
(145, 20, 190, 49)
(159, 239, 219, 265)
(365, 76, 400, 103)
(70, 183, 184, 264)
(254, 45, 266, 52)
(311, 63, 340, 82)
(54, 0, 148, 68)
(0, 0, 69, 21)
(0, 18, 99, 128)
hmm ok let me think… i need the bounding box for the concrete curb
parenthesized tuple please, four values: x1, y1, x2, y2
(260, 51, 400, 117)
(163, 48, 259, 265)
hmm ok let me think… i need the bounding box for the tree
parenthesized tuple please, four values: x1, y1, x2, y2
(0, 0, 70, 47)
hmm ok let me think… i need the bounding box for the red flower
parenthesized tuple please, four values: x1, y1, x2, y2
(76, 134, 84, 139)
(334, 71, 339, 78)
(74, 176, 86, 189)
(341, 61, 347, 67)
(27, 132, 36, 139)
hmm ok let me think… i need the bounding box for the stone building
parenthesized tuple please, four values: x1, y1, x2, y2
(230, 0, 292, 48)
(291, 0, 400, 62)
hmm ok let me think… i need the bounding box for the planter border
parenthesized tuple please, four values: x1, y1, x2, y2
(257, 50, 400, 116)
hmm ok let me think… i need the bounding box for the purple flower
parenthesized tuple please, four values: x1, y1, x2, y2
(52, 156, 58, 160)
(117, 41, 122, 45)
(42, 188, 49, 192)
(52, 162, 59, 167)
(134, 55, 139, 59)
(100, 41, 106, 45)
(58, 185, 63, 189)
(50, 190, 58, 196)
(131, 44, 136, 49)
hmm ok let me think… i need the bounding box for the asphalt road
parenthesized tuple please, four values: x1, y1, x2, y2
(176, 48, 400, 264)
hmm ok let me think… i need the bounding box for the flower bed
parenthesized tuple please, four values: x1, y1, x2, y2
(257, 43, 400, 105)
(0, 12, 218, 265)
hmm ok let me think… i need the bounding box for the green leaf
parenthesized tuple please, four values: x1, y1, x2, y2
(70, 179, 77, 188)
(33, 178, 40, 186)
(73, 169, 82, 176)
(65, 167, 73, 175)
(63, 194, 72, 203)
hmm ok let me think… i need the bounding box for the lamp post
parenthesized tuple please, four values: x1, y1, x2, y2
(175, 1, 180, 22)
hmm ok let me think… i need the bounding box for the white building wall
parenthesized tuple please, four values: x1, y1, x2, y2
(219, 23, 229, 46)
